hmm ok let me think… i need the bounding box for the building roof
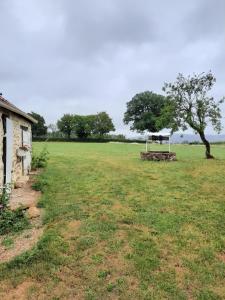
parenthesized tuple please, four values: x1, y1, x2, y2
(148, 132, 171, 137)
(0, 95, 37, 123)
(147, 132, 171, 141)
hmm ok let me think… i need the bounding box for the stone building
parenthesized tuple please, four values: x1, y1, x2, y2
(0, 95, 37, 188)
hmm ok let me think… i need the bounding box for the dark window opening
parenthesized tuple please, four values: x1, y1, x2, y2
(2, 114, 7, 185)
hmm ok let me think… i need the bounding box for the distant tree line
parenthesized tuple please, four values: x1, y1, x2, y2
(30, 111, 116, 140)
(28, 112, 48, 137)
(30, 71, 224, 159)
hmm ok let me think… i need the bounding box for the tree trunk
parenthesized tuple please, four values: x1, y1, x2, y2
(199, 131, 214, 159)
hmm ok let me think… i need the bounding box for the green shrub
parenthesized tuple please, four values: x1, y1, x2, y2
(32, 176, 49, 192)
(0, 185, 29, 235)
(32, 146, 49, 169)
(0, 208, 29, 235)
(0, 184, 11, 210)
(1, 237, 14, 249)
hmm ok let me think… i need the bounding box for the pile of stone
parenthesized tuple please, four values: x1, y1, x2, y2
(140, 151, 176, 161)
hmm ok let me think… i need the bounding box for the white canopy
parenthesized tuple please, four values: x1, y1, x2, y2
(145, 132, 171, 152)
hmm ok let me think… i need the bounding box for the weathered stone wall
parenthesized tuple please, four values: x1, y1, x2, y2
(140, 151, 176, 161)
(0, 109, 32, 187)
(0, 111, 4, 186)
(11, 113, 32, 183)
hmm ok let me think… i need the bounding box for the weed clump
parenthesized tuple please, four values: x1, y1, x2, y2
(0, 185, 29, 236)
(32, 146, 49, 169)
(32, 176, 49, 192)
(0, 209, 29, 235)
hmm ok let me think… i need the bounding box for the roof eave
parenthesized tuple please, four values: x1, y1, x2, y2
(0, 102, 38, 124)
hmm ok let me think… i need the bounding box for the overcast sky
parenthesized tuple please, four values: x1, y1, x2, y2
(1, 0, 225, 136)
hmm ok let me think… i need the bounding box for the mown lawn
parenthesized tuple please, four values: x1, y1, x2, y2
(0, 142, 225, 299)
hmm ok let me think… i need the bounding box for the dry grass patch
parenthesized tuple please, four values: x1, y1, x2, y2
(0, 280, 40, 300)
(0, 227, 43, 263)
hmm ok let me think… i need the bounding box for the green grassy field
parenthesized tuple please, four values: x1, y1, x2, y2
(1, 142, 225, 299)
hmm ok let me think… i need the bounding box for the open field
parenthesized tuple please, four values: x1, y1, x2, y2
(0, 142, 225, 299)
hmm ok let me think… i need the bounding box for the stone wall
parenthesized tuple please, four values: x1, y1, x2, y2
(11, 113, 32, 183)
(0, 112, 4, 186)
(0, 109, 32, 187)
(140, 151, 176, 161)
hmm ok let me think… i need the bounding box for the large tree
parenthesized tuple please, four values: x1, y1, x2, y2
(28, 112, 47, 137)
(123, 91, 168, 133)
(57, 114, 74, 138)
(93, 112, 115, 136)
(73, 115, 93, 138)
(162, 72, 224, 159)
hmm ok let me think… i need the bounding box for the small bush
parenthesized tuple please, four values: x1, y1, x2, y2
(32, 146, 49, 169)
(0, 208, 29, 235)
(0, 184, 29, 235)
(32, 177, 49, 192)
(1, 237, 14, 249)
(0, 184, 11, 210)
(98, 270, 110, 279)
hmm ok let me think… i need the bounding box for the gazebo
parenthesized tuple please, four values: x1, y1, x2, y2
(140, 132, 176, 161)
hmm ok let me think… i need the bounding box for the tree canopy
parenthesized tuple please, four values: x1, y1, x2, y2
(93, 112, 115, 136)
(57, 112, 115, 139)
(28, 112, 47, 137)
(73, 115, 94, 138)
(57, 114, 75, 138)
(123, 91, 168, 133)
(162, 71, 224, 158)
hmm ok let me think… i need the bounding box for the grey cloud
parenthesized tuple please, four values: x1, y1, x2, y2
(63, 0, 156, 47)
(0, 0, 224, 135)
(184, 0, 225, 41)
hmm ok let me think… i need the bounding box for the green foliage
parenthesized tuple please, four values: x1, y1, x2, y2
(28, 112, 47, 137)
(32, 176, 49, 192)
(91, 254, 104, 264)
(107, 134, 126, 140)
(92, 112, 115, 136)
(57, 112, 115, 139)
(162, 71, 225, 158)
(32, 136, 145, 143)
(57, 114, 75, 138)
(107, 282, 117, 292)
(73, 115, 94, 138)
(1, 237, 14, 249)
(0, 209, 29, 235)
(0, 184, 11, 210)
(76, 236, 96, 251)
(98, 270, 111, 279)
(123, 91, 168, 133)
(0, 185, 28, 237)
(162, 72, 224, 133)
(32, 146, 49, 169)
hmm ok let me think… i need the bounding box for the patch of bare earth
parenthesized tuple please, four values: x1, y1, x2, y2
(62, 220, 81, 239)
(9, 172, 41, 211)
(212, 286, 225, 300)
(0, 281, 40, 300)
(0, 171, 44, 263)
(217, 252, 225, 263)
(0, 227, 43, 263)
